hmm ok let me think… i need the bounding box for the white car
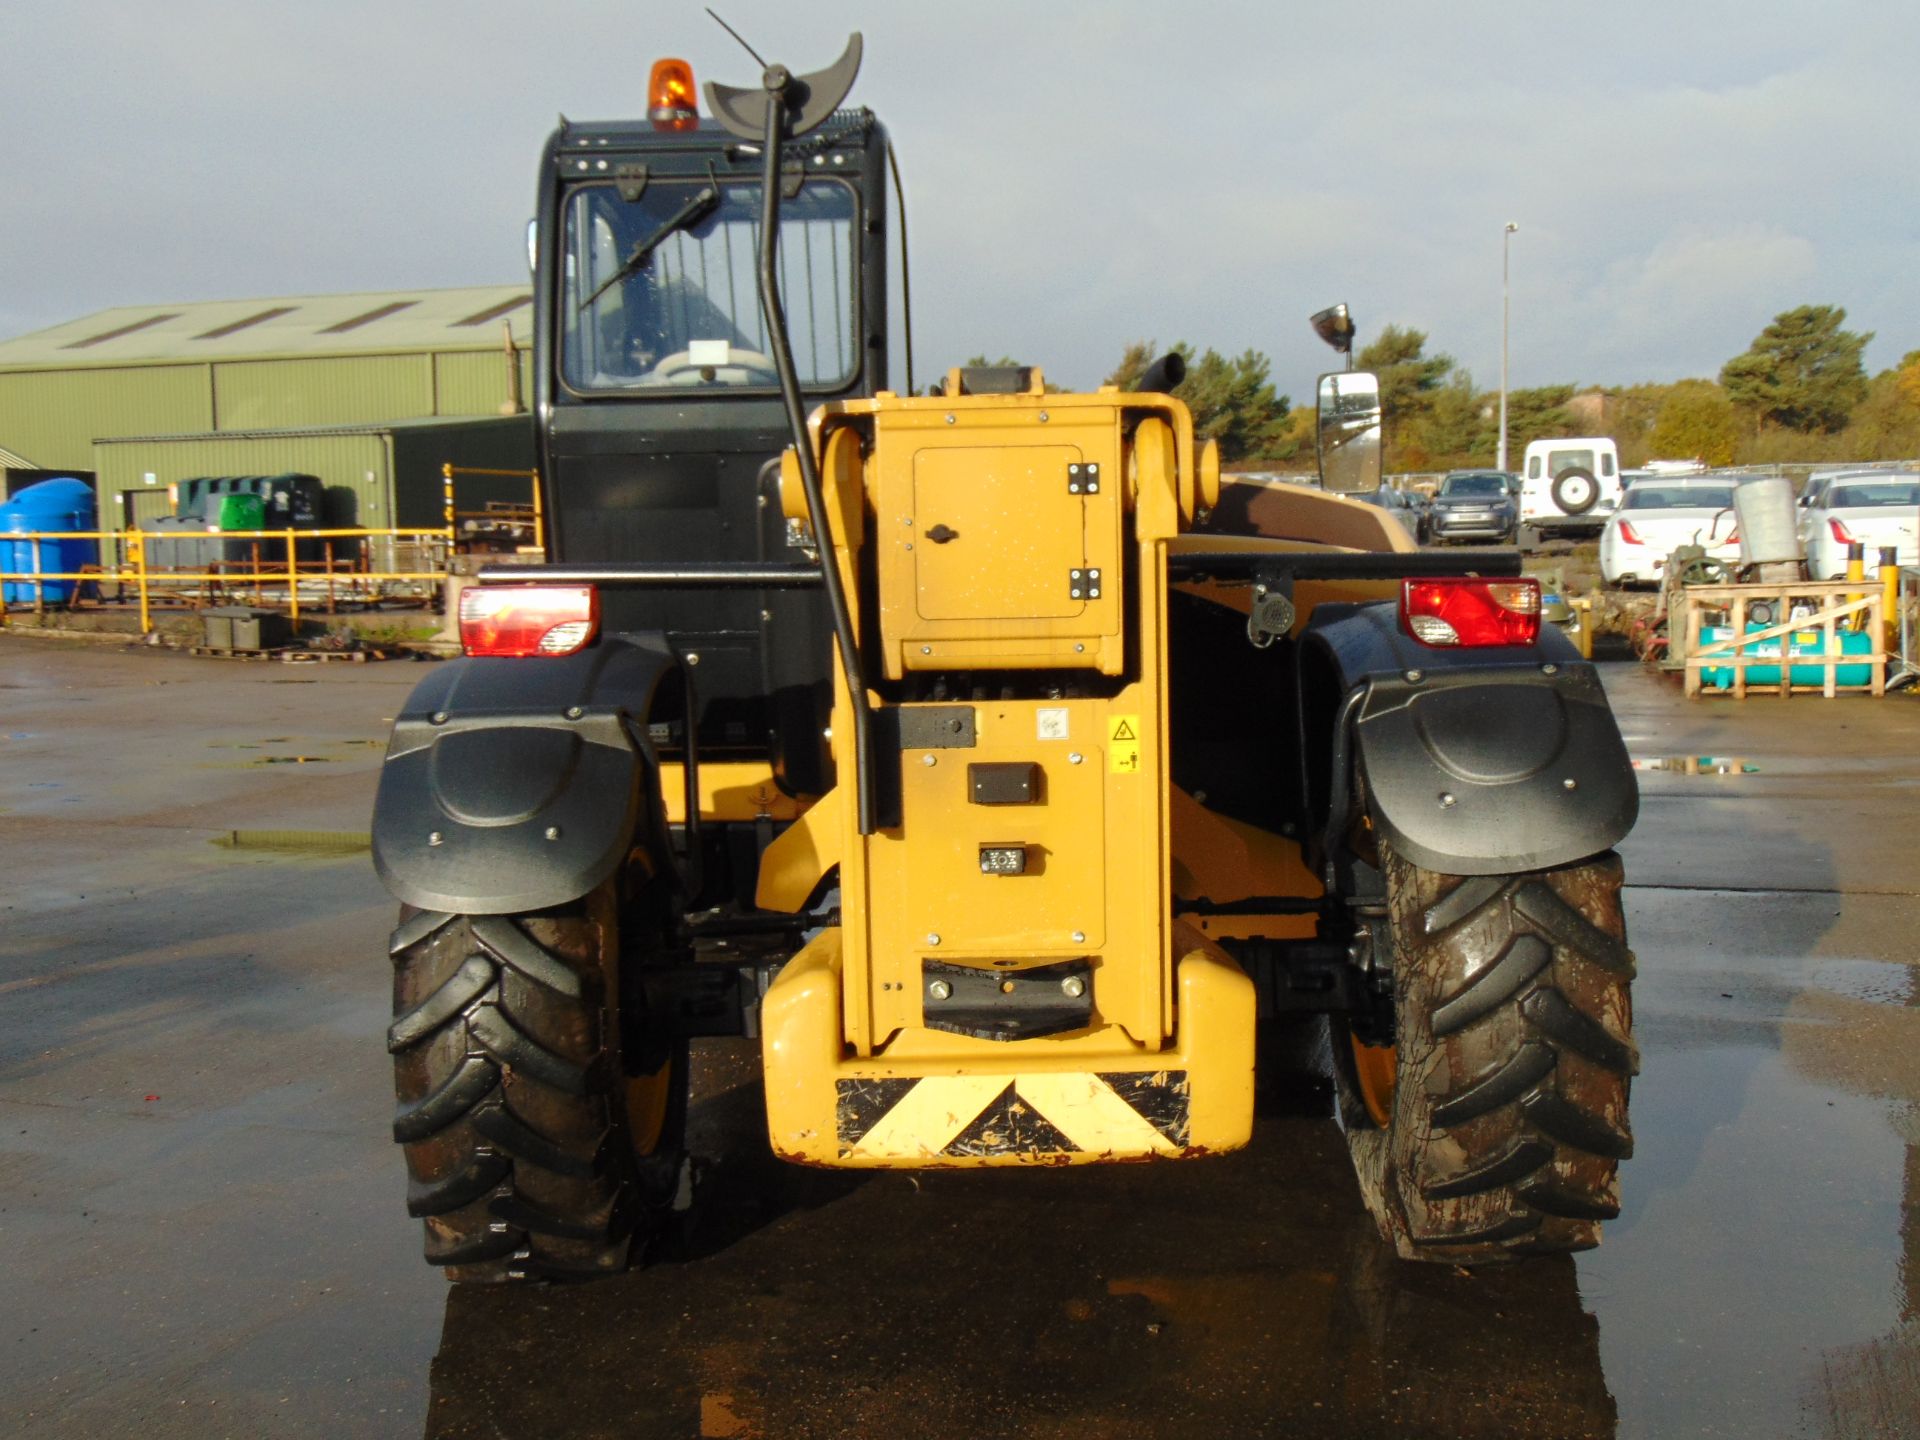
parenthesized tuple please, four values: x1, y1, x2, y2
(1520, 437, 1623, 539)
(1599, 478, 1740, 586)
(1800, 473, 1919, 579)
(1797, 468, 1868, 517)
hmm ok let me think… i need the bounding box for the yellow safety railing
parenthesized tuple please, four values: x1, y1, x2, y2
(442, 464, 544, 553)
(1, 527, 455, 634)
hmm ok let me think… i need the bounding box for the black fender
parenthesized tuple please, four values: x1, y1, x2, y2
(371, 635, 685, 915)
(1302, 603, 1637, 876)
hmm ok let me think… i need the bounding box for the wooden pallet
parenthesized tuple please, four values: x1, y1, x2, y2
(279, 647, 396, 664)
(1677, 580, 1886, 698)
(188, 645, 396, 664)
(189, 645, 277, 662)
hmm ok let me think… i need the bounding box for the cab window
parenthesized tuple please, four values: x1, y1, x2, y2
(560, 177, 858, 395)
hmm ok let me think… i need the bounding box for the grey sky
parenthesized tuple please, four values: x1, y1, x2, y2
(5, 1, 1916, 404)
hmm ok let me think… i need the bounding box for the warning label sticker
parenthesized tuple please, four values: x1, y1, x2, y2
(1108, 714, 1142, 774)
(1036, 707, 1070, 741)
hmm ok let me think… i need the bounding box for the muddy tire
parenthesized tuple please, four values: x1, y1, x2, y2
(387, 881, 687, 1283)
(1335, 843, 1636, 1262)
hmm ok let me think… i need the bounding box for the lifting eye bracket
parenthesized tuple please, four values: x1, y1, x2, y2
(614, 164, 649, 203)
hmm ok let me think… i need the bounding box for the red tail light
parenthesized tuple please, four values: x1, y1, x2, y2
(649, 58, 698, 131)
(1829, 517, 1855, 544)
(1400, 578, 1542, 648)
(1617, 520, 1645, 545)
(460, 585, 599, 657)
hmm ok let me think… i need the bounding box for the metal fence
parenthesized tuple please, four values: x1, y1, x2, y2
(0, 526, 455, 632)
(0, 464, 544, 635)
(1898, 566, 1920, 686)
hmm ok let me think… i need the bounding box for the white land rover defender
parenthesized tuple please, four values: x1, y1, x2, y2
(1520, 437, 1623, 541)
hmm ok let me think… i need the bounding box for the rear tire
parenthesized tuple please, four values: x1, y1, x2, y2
(388, 879, 688, 1283)
(1334, 843, 1636, 1262)
(1551, 468, 1599, 515)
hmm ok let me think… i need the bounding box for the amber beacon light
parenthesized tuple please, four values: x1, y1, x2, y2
(649, 58, 698, 131)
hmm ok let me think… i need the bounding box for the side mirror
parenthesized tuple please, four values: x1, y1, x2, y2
(1316, 370, 1383, 494)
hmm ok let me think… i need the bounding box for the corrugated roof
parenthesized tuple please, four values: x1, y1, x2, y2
(94, 415, 530, 445)
(0, 286, 531, 369)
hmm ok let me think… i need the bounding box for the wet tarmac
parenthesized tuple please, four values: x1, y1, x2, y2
(1, 636, 1916, 1438)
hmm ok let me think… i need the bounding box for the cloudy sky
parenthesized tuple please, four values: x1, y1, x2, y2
(5, 1, 1915, 403)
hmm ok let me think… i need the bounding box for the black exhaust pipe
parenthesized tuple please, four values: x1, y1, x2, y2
(1136, 351, 1186, 394)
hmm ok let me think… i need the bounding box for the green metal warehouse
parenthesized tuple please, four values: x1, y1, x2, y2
(0, 286, 536, 528)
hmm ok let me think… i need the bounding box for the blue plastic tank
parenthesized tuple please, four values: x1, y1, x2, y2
(3, 478, 99, 605)
(0, 497, 18, 603)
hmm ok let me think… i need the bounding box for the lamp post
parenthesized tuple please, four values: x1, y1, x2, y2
(1498, 221, 1518, 471)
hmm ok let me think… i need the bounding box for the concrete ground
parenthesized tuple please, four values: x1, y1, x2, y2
(1, 636, 1916, 1439)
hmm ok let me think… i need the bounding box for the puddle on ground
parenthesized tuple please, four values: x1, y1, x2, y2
(205, 737, 379, 752)
(196, 755, 336, 769)
(1810, 957, 1916, 1007)
(1633, 754, 1760, 774)
(210, 828, 370, 855)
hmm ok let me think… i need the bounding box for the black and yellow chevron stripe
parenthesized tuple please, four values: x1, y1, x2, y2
(835, 1070, 1191, 1160)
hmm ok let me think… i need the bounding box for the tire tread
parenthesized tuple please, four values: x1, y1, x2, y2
(388, 893, 682, 1284)
(1335, 845, 1635, 1263)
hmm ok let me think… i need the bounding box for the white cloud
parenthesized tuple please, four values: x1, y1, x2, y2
(2, 0, 1917, 399)
(1556, 227, 1821, 383)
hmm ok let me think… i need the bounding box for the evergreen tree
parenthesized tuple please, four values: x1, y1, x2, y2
(1503, 384, 1577, 454)
(1353, 326, 1454, 466)
(1102, 340, 1293, 463)
(1719, 305, 1871, 433)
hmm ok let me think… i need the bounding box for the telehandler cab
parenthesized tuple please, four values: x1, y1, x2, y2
(372, 36, 1639, 1282)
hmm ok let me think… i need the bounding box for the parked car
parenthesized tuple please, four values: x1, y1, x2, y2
(1799, 473, 1919, 579)
(1797, 468, 1879, 519)
(1354, 484, 1430, 543)
(1427, 470, 1517, 544)
(1520, 438, 1622, 539)
(1598, 477, 1740, 587)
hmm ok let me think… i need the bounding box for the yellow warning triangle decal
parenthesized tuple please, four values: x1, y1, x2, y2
(1110, 719, 1137, 741)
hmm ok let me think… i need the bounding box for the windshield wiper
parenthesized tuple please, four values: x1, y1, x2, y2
(577, 185, 719, 311)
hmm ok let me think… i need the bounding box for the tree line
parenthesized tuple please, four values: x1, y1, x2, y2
(1018, 304, 1913, 472)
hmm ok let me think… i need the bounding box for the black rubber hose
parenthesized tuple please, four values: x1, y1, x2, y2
(755, 84, 876, 834)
